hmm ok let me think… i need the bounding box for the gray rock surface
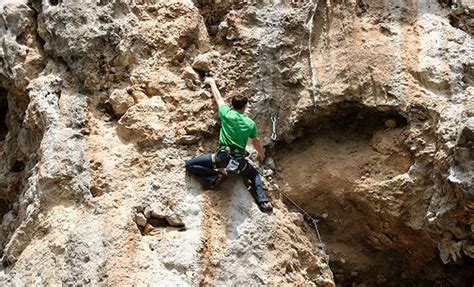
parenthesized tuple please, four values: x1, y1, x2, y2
(0, 0, 472, 285)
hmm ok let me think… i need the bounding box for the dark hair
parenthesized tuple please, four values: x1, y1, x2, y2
(231, 95, 248, 110)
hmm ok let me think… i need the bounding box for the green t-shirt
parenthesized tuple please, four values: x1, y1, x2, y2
(218, 103, 257, 150)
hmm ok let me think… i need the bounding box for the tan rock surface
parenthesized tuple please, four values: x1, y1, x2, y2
(0, 0, 472, 286)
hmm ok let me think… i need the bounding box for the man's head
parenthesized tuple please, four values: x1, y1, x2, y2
(231, 95, 248, 111)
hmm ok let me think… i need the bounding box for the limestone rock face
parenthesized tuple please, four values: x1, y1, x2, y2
(108, 88, 135, 117)
(0, 0, 472, 286)
(191, 51, 221, 73)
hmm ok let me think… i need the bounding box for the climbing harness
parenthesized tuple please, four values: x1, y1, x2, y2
(211, 153, 217, 169)
(212, 145, 249, 175)
(217, 145, 246, 159)
(225, 158, 240, 175)
(276, 189, 325, 247)
(271, 114, 277, 141)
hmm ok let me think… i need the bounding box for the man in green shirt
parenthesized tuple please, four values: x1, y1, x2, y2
(185, 77, 273, 213)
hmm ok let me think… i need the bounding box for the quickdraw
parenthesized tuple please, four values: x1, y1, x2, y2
(271, 115, 277, 141)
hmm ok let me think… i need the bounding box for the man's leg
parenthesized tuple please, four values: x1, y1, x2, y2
(239, 159, 272, 211)
(185, 152, 229, 187)
(185, 154, 218, 186)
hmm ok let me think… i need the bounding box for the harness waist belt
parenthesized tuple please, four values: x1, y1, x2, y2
(218, 145, 246, 158)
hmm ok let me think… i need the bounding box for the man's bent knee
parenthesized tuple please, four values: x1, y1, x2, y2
(240, 163, 259, 179)
(184, 159, 192, 171)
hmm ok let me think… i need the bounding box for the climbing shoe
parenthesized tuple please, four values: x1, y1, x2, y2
(210, 173, 226, 189)
(258, 201, 273, 213)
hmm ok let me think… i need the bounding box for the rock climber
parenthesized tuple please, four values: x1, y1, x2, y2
(185, 77, 273, 213)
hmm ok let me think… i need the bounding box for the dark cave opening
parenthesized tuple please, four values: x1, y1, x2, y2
(0, 197, 9, 260)
(193, 0, 235, 38)
(0, 199, 8, 222)
(292, 101, 409, 137)
(11, 160, 25, 173)
(275, 102, 413, 186)
(49, 0, 60, 6)
(271, 102, 474, 286)
(0, 87, 8, 142)
(136, 214, 186, 236)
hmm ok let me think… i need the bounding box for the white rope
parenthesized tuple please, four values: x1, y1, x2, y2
(276, 189, 325, 247)
(267, 115, 324, 247)
(306, 0, 320, 112)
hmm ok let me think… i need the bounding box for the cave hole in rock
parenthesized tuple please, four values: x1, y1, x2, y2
(149, 217, 174, 228)
(136, 213, 186, 236)
(273, 102, 474, 285)
(36, 33, 46, 52)
(193, 0, 235, 37)
(98, 0, 110, 6)
(0, 199, 9, 260)
(0, 199, 8, 223)
(49, 0, 60, 6)
(0, 87, 8, 142)
(96, 101, 117, 121)
(275, 102, 412, 189)
(11, 160, 25, 173)
(274, 102, 417, 284)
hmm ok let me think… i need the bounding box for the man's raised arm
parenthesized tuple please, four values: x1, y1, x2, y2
(204, 77, 224, 106)
(251, 137, 265, 162)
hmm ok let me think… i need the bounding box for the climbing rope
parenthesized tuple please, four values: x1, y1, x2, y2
(267, 115, 323, 246)
(271, 114, 277, 140)
(266, 126, 323, 246)
(276, 189, 324, 246)
(306, 0, 320, 113)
